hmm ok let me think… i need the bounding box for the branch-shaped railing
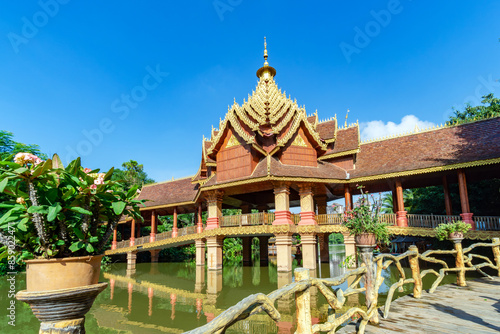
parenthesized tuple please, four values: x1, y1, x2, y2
(185, 237, 500, 334)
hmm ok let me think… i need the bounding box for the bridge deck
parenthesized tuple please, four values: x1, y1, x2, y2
(338, 277, 500, 334)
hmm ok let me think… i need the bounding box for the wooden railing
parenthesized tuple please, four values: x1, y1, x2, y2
(114, 226, 199, 249)
(221, 212, 275, 227)
(186, 238, 500, 334)
(316, 213, 343, 225)
(407, 214, 461, 228)
(474, 216, 500, 231)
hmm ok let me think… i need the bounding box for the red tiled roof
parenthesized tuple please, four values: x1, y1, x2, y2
(316, 119, 337, 140)
(137, 177, 199, 207)
(323, 126, 359, 155)
(351, 118, 500, 178)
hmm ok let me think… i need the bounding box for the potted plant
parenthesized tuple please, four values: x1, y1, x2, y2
(0, 152, 144, 291)
(343, 185, 390, 247)
(434, 220, 471, 241)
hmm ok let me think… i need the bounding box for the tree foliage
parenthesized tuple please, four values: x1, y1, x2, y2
(450, 93, 500, 123)
(111, 160, 154, 191)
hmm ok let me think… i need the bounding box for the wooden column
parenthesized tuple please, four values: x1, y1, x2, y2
(344, 184, 352, 211)
(395, 179, 408, 227)
(242, 237, 252, 266)
(240, 204, 251, 214)
(112, 224, 118, 250)
(150, 209, 157, 243)
(150, 250, 160, 263)
(457, 169, 475, 229)
(197, 203, 203, 233)
(130, 219, 136, 246)
(172, 207, 178, 237)
(319, 233, 330, 263)
(442, 176, 453, 216)
(273, 182, 293, 225)
(205, 190, 224, 230)
(315, 195, 328, 215)
(391, 189, 398, 213)
(299, 183, 317, 225)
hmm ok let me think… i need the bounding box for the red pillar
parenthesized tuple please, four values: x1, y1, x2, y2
(112, 225, 118, 249)
(442, 176, 453, 216)
(172, 207, 178, 237)
(344, 184, 352, 211)
(457, 169, 475, 229)
(110, 278, 115, 300)
(197, 203, 203, 233)
(130, 219, 136, 246)
(170, 293, 177, 320)
(127, 282, 133, 314)
(395, 180, 408, 227)
(150, 210, 157, 242)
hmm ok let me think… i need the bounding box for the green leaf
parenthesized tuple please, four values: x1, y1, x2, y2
(72, 227, 85, 240)
(89, 236, 99, 243)
(111, 201, 126, 215)
(55, 239, 66, 246)
(69, 241, 84, 253)
(69, 206, 92, 215)
(85, 243, 95, 253)
(52, 154, 64, 170)
(27, 206, 48, 214)
(18, 218, 29, 231)
(0, 177, 9, 193)
(104, 167, 114, 181)
(47, 203, 62, 222)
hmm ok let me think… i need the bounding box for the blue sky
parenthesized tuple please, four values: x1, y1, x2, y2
(1, 1, 499, 183)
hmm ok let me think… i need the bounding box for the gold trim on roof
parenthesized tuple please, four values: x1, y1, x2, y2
(318, 149, 360, 161)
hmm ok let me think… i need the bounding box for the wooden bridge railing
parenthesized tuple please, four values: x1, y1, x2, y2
(406, 214, 461, 228)
(474, 216, 500, 230)
(186, 238, 500, 334)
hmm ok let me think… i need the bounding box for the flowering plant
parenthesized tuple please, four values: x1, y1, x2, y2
(0, 153, 144, 259)
(343, 185, 390, 244)
(434, 220, 471, 241)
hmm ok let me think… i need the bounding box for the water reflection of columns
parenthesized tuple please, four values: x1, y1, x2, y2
(252, 262, 261, 286)
(170, 293, 177, 320)
(276, 271, 294, 314)
(148, 287, 154, 317)
(196, 298, 203, 319)
(126, 251, 137, 277)
(110, 278, 115, 300)
(207, 270, 222, 299)
(195, 265, 206, 293)
(127, 282, 133, 314)
(259, 236, 269, 266)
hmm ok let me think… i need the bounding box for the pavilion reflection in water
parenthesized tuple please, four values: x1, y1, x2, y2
(93, 245, 363, 333)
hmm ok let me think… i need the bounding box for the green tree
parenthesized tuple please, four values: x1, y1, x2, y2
(111, 160, 155, 191)
(0, 130, 46, 160)
(450, 93, 500, 123)
(380, 190, 414, 214)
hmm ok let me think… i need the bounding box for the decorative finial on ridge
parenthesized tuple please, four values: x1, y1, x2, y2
(264, 36, 268, 66)
(256, 37, 276, 79)
(345, 109, 350, 127)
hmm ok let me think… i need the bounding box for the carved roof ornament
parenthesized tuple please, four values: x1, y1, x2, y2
(291, 134, 308, 147)
(256, 37, 276, 80)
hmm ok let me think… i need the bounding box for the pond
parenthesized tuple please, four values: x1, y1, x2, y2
(0, 245, 460, 333)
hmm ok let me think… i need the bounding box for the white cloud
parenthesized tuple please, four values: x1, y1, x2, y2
(359, 115, 436, 141)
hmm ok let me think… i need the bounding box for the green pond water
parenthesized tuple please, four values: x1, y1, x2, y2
(0, 245, 460, 333)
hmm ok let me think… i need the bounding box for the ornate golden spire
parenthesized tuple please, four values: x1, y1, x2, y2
(256, 36, 276, 79)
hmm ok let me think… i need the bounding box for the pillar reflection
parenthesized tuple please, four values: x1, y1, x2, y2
(195, 265, 206, 293)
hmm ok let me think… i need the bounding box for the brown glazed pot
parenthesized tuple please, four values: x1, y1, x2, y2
(25, 255, 103, 292)
(355, 233, 377, 247)
(448, 232, 464, 240)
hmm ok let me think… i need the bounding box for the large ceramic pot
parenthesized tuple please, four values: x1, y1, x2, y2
(25, 255, 103, 292)
(448, 232, 464, 242)
(355, 233, 377, 247)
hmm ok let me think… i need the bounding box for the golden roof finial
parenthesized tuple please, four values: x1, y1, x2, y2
(263, 36, 268, 66)
(345, 109, 350, 127)
(256, 36, 276, 79)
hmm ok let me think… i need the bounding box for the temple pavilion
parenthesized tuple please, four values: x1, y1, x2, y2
(109, 41, 500, 272)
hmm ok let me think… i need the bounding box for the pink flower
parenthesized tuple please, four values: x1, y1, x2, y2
(84, 168, 92, 173)
(90, 184, 97, 190)
(14, 153, 43, 166)
(136, 189, 141, 194)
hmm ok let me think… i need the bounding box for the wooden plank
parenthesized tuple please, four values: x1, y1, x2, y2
(337, 277, 500, 334)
